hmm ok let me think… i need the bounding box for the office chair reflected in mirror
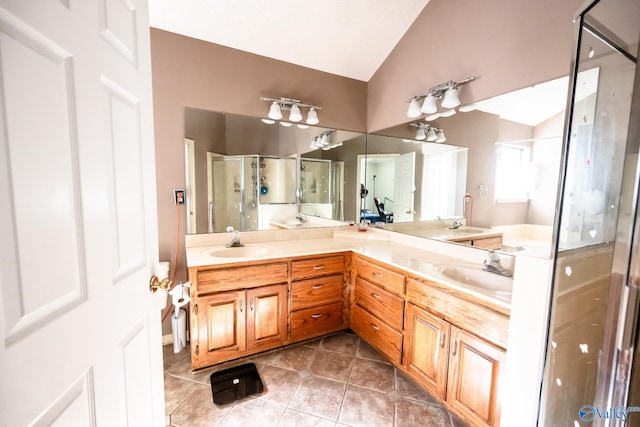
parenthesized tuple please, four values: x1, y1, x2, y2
(373, 197, 394, 223)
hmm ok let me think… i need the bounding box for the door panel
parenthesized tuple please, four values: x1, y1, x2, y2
(247, 284, 287, 350)
(0, 1, 163, 425)
(393, 151, 415, 223)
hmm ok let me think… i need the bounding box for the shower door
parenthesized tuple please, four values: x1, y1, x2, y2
(209, 155, 259, 232)
(539, 0, 640, 425)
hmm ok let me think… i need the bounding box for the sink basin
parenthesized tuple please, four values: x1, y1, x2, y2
(446, 227, 489, 236)
(434, 264, 513, 294)
(204, 245, 271, 258)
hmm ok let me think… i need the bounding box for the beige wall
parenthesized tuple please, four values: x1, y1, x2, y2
(367, 0, 584, 132)
(151, 28, 367, 286)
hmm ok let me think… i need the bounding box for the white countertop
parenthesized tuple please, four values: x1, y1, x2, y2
(185, 227, 513, 312)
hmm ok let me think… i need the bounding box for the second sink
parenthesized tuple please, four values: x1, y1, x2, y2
(434, 264, 513, 294)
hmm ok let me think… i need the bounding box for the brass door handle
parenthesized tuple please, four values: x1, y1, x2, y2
(149, 276, 171, 293)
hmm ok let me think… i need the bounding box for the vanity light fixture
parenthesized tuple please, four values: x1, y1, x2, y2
(309, 129, 339, 150)
(406, 76, 476, 118)
(409, 122, 445, 143)
(260, 96, 322, 125)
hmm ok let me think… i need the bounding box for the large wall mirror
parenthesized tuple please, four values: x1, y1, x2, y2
(369, 73, 597, 256)
(183, 73, 597, 258)
(183, 107, 366, 234)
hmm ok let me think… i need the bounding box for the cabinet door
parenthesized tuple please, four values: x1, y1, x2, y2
(446, 327, 505, 427)
(403, 303, 450, 400)
(247, 284, 288, 351)
(196, 291, 246, 367)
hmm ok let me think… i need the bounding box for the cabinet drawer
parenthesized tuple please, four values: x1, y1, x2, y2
(291, 275, 343, 311)
(355, 277, 404, 330)
(291, 255, 344, 280)
(406, 279, 509, 349)
(472, 236, 503, 250)
(291, 302, 344, 340)
(356, 257, 405, 295)
(350, 305, 403, 365)
(197, 263, 288, 294)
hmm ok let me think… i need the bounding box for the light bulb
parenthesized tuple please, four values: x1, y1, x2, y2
(268, 101, 283, 120)
(289, 104, 303, 122)
(439, 109, 456, 117)
(280, 121, 292, 127)
(407, 98, 421, 118)
(426, 128, 437, 141)
(435, 129, 446, 143)
(424, 113, 440, 122)
(261, 118, 275, 124)
(420, 94, 437, 114)
(441, 87, 460, 109)
(415, 127, 426, 140)
(306, 107, 319, 125)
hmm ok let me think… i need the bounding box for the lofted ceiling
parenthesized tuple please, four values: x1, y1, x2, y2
(148, 0, 431, 82)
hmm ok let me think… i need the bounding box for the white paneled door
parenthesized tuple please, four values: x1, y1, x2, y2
(0, 1, 164, 426)
(393, 151, 416, 223)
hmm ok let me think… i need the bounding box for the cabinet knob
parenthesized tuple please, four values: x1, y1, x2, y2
(440, 332, 445, 348)
(239, 299, 244, 313)
(371, 293, 382, 299)
(372, 272, 382, 279)
(451, 339, 457, 356)
(313, 265, 325, 270)
(370, 323, 380, 331)
(312, 284, 324, 289)
(250, 297, 254, 311)
(311, 314, 323, 319)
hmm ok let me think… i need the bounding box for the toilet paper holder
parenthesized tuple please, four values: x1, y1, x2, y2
(149, 275, 172, 293)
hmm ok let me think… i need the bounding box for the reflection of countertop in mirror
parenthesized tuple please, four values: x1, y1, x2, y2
(493, 224, 553, 258)
(386, 220, 502, 241)
(185, 227, 517, 311)
(269, 216, 347, 229)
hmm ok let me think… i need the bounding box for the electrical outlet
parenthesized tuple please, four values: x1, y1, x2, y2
(173, 189, 185, 205)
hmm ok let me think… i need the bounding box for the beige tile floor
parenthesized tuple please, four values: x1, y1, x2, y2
(164, 331, 469, 427)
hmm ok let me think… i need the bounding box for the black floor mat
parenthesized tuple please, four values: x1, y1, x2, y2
(210, 362, 264, 405)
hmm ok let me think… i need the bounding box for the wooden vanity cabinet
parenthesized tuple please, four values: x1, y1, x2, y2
(403, 277, 508, 427)
(189, 262, 288, 368)
(351, 255, 405, 364)
(290, 254, 347, 341)
(448, 235, 503, 250)
(403, 302, 450, 399)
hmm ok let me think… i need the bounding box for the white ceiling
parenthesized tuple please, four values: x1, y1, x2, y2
(148, 1, 591, 127)
(148, 0, 431, 82)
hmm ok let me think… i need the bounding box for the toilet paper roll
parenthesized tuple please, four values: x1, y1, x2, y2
(157, 261, 171, 280)
(155, 261, 171, 310)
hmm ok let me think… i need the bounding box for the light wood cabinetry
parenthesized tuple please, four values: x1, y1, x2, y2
(290, 254, 346, 341)
(447, 235, 503, 250)
(403, 277, 508, 427)
(447, 326, 505, 427)
(189, 254, 348, 370)
(351, 255, 405, 364)
(190, 261, 289, 368)
(403, 302, 450, 399)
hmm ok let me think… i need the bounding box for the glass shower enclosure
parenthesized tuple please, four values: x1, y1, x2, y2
(208, 155, 297, 232)
(539, 0, 640, 425)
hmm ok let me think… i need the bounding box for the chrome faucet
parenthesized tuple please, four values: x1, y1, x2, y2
(483, 250, 512, 277)
(449, 219, 463, 229)
(225, 226, 244, 248)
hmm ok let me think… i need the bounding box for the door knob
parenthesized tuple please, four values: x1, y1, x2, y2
(149, 275, 172, 293)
